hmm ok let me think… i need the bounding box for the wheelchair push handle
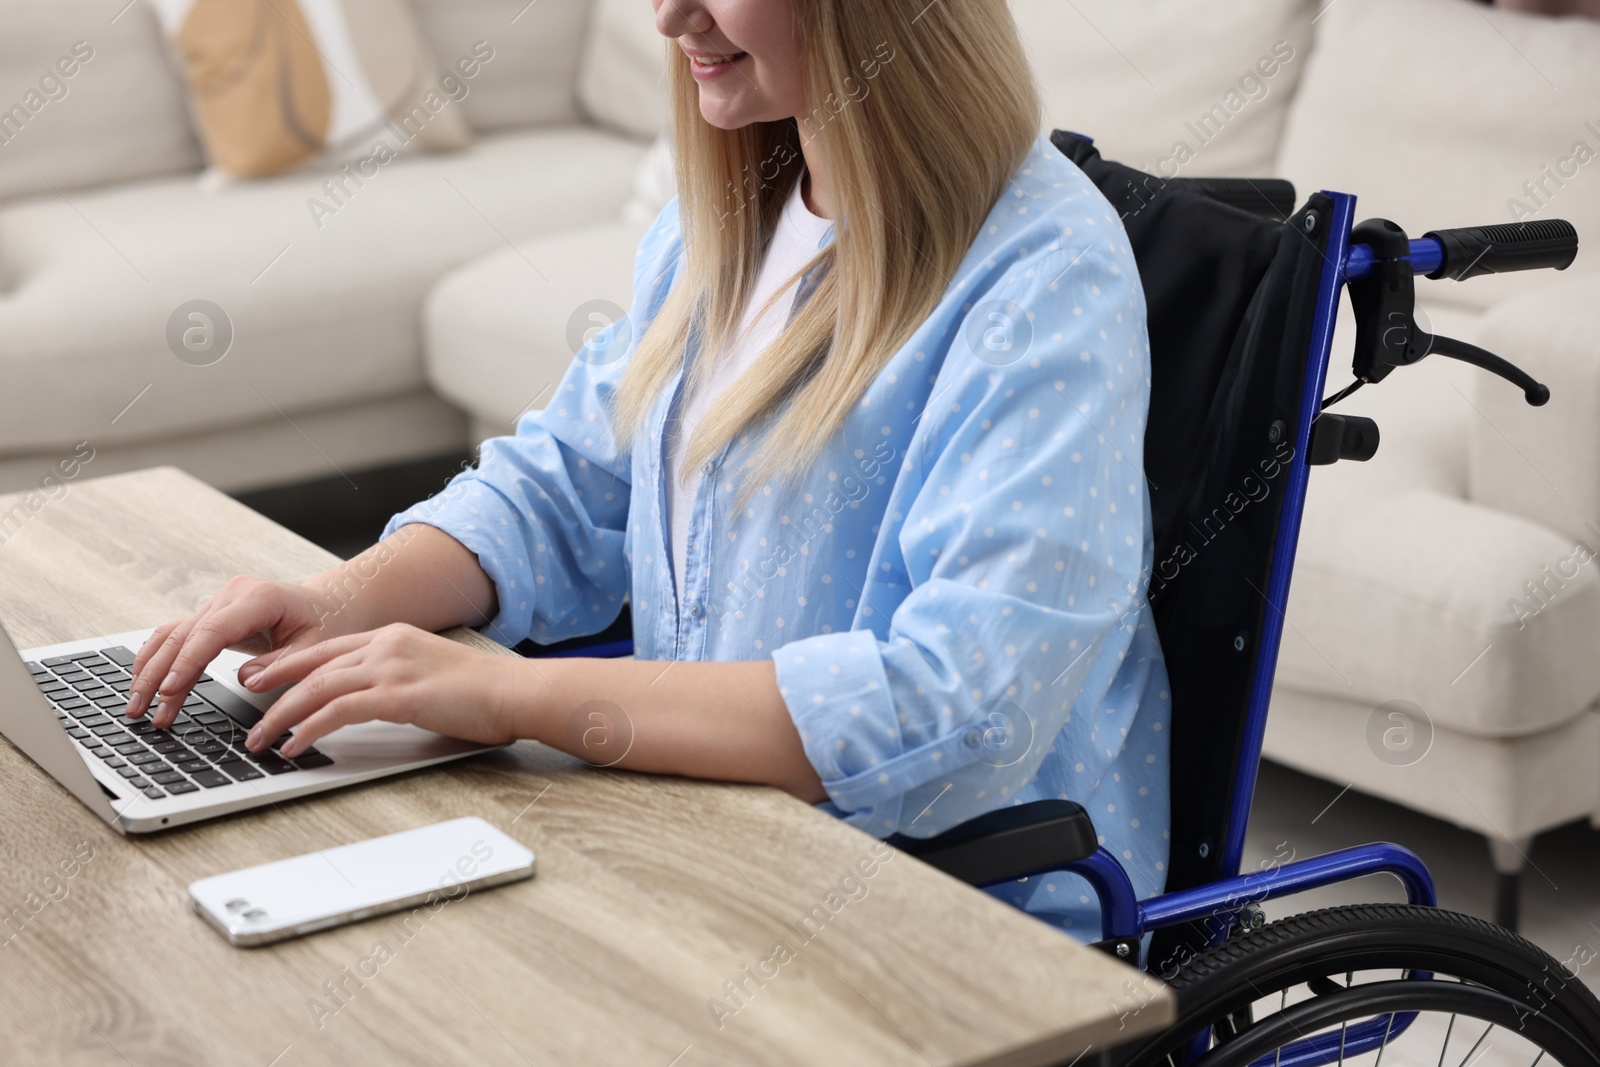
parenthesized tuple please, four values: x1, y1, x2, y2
(1342, 219, 1580, 283)
(1421, 219, 1579, 281)
(1330, 216, 1577, 426)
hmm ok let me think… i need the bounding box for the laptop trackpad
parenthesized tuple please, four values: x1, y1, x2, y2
(306, 720, 493, 769)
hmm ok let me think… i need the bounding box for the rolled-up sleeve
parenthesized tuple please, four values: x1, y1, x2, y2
(772, 244, 1153, 837)
(382, 201, 684, 647)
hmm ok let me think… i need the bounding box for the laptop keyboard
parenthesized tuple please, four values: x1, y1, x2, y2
(25, 645, 334, 802)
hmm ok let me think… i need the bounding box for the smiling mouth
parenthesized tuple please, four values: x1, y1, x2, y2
(689, 51, 748, 69)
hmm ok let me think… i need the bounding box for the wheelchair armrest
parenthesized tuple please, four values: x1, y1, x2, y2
(886, 799, 1098, 887)
(540, 638, 634, 659)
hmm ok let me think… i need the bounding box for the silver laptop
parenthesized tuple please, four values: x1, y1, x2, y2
(1, 623, 502, 833)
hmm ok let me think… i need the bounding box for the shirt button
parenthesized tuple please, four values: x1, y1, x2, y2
(962, 729, 984, 749)
(687, 601, 705, 620)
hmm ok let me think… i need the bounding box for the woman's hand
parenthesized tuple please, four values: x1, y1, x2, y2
(129, 575, 360, 728)
(238, 624, 526, 758)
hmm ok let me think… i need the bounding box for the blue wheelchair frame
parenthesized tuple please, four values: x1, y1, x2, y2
(1054, 192, 1447, 1067)
(1078, 194, 1442, 936)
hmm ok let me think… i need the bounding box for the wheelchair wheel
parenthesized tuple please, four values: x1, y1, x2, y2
(1114, 904, 1600, 1067)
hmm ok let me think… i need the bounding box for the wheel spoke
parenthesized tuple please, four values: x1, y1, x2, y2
(1437, 1014, 1457, 1067)
(1273, 990, 1287, 1067)
(1454, 1023, 1495, 1067)
(1336, 972, 1353, 1067)
(1372, 1011, 1397, 1067)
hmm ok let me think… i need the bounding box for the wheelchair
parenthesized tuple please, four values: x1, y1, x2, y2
(887, 132, 1597, 1067)
(540, 129, 1600, 1066)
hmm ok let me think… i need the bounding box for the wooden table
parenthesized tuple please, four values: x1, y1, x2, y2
(0, 467, 1173, 1067)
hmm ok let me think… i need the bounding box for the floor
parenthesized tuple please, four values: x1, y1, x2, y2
(232, 451, 473, 564)
(1243, 759, 1600, 993)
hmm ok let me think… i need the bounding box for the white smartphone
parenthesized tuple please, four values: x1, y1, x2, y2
(188, 817, 536, 947)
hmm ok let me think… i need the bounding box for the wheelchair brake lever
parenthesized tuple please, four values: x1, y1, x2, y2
(1419, 332, 1549, 407)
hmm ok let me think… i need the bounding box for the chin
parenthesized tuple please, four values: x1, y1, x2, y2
(697, 91, 788, 132)
(698, 103, 756, 131)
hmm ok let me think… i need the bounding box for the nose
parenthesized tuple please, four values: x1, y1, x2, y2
(654, 0, 714, 38)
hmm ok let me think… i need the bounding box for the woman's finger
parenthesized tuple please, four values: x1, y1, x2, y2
(235, 626, 347, 688)
(243, 632, 372, 693)
(235, 643, 295, 687)
(276, 691, 380, 759)
(129, 577, 257, 719)
(147, 597, 299, 727)
(131, 620, 179, 680)
(128, 615, 203, 720)
(248, 662, 368, 750)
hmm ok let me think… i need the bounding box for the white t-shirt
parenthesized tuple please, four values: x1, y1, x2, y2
(664, 177, 833, 609)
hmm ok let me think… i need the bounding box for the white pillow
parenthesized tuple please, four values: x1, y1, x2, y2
(1010, 0, 1318, 178)
(408, 0, 591, 133)
(0, 2, 202, 200)
(1276, 0, 1600, 311)
(578, 0, 670, 140)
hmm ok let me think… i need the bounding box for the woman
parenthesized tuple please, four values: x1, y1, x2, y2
(128, 0, 1171, 936)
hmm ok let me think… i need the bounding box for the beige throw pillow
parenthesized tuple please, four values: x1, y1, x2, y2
(146, 0, 472, 178)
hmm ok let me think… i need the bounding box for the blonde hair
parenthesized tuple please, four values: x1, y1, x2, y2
(611, 0, 1041, 507)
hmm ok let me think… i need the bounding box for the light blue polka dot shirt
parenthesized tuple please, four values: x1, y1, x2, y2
(383, 132, 1172, 940)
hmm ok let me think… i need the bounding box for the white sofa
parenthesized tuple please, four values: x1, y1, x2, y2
(1266, 0, 1600, 925)
(423, 0, 1600, 923)
(0, 0, 662, 496)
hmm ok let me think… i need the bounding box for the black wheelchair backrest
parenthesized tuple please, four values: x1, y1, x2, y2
(1051, 131, 1336, 966)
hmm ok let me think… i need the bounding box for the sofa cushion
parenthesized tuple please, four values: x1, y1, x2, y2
(0, 392, 468, 497)
(1468, 271, 1600, 548)
(410, 0, 592, 133)
(426, 135, 679, 428)
(1276, 0, 1600, 313)
(577, 0, 669, 140)
(0, 2, 203, 199)
(0, 126, 646, 452)
(1281, 322, 1600, 739)
(1284, 476, 1600, 740)
(1264, 689, 1600, 842)
(425, 218, 651, 430)
(1009, 0, 1318, 177)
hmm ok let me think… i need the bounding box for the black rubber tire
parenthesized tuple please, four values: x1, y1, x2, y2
(1192, 979, 1599, 1067)
(1114, 904, 1600, 1067)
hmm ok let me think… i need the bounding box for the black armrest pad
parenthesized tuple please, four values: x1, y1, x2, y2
(885, 799, 1098, 887)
